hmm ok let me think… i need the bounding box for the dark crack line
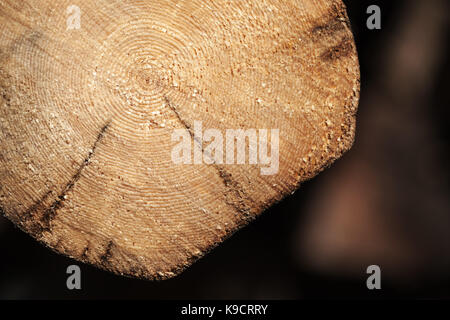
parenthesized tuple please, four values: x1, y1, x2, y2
(81, 245, 89, 260)
(320, 36, 353, 61)
(22, 190, 52, 222)
(41, 121, 111, 229)
(311, 1, 350, 40)
(100, 240, 115, 265)
(163, 95, 253, 216)
(164, 94, 206, 149)
(23, 121, 111, 235)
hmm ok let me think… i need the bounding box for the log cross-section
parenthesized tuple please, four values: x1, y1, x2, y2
(0, 0, 360, 279)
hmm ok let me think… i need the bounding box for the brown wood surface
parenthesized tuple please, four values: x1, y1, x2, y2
(0, 0, 359, 279)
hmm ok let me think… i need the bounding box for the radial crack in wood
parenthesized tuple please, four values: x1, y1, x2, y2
(0, 0, 360, 279)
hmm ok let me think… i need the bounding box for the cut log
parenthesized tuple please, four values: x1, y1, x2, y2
(0, 0, 359, 279)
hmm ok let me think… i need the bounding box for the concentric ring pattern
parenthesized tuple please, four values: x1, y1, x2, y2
(0, 0, 360, 279)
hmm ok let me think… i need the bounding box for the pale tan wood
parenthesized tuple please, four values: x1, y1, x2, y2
(0, 0, 359, 279)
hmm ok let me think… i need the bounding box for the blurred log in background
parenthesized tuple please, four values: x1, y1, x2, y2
(0, 0, 449, 299)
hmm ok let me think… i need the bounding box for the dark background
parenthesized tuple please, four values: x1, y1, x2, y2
(1, 0, 449, 299)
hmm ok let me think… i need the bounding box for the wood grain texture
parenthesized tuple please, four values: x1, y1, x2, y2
(0, 0, 359, 279)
